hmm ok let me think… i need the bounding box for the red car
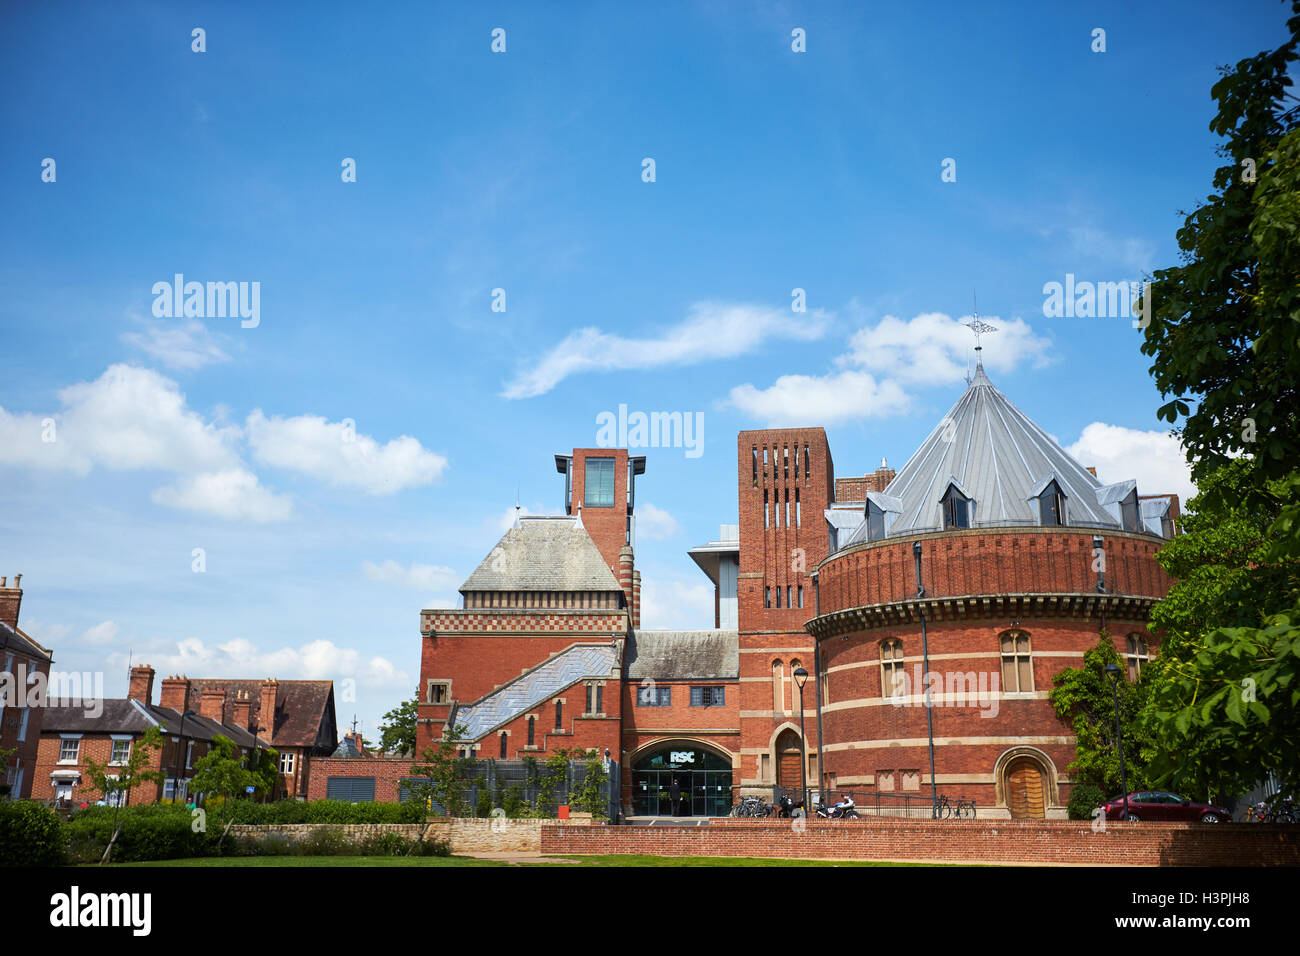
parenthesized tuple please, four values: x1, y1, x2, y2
(1100, 791, 1229, 823)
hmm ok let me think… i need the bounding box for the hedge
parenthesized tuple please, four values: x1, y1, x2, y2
(0, 800, 67, 866)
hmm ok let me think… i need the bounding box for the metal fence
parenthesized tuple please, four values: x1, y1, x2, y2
(761, 785, 976, 819)
(400, 757, 620, 821)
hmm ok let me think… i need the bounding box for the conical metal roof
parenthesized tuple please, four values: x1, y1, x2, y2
(841, 363, 1129, 545)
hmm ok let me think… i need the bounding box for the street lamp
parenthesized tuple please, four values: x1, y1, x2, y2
(173, 709, 197, 804)
(1104, 662, 1129, 821)
(793, 666, 809, 814)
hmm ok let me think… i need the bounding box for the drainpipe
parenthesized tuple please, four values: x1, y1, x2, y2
(812, 571, 826, 802)
(914, 542, 938, 818)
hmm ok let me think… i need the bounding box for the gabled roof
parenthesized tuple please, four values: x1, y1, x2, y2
(40, 698, 268, 748)
(0, 621, 53, 663)
(455, 643, 621, 740)
(461, 516, 623, 592)
(182, 679, 335, 749)
(844, 363, 1127, 542)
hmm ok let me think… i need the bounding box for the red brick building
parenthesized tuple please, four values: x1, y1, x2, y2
(407, 364, 1177, 819)
(32, 666, 336, 804)
(0, 575, 54, 800)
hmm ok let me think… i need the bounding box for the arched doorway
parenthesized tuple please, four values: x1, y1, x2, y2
(1005, 757, 1046, 819)
(775, 728, 803, 794)
(631, 744, 733, 817)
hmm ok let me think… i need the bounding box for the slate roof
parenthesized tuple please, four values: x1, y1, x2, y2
(181, 679, 335, 749)
(0, 620, 53, 662)
(461, 516, 623, 592)
(456, 643, 620, 740)
(839, 363, 1129, 546)
(40, 698, 268, 748)
(626, 630, 739, 680)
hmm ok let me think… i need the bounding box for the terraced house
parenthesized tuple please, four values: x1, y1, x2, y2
(393, 361, 1179, 820)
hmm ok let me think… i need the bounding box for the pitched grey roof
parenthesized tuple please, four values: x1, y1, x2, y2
(461, 516, 623, 592)
(0, 621, 53, 662)
(841, 364, 1128, 545)
(456, 643, 620, 740)
(626, 630, 739, 680)
(40, 698, 268, 747)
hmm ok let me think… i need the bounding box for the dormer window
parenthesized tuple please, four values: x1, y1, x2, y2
(941, 484, 969, 529)
(1037, 480, 1067, 526)
(866, 500, 886, 541)
(1119, 488, 1140, 532)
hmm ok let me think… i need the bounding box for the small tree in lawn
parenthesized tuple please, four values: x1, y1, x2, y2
(81, 726, 165, 837)
(246, 746, 279, 802)
(408, 723, 470, 817)
(189, 734, 254, 827)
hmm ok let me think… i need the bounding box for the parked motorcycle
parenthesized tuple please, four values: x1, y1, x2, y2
(815, 795, 859, 819)
(776, 793, 806, 818)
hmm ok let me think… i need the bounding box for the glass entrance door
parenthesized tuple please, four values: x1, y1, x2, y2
(632, 746, 732, 816)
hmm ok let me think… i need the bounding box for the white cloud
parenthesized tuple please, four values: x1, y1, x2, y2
(121, 319, 231, 370)
(638, 577, 716, 630)
(1066, 423, 1196, 504)
(82, 621, 120, 645)
(246, 410, 447, 495)
(841, 312, 1052, 386)
(362, 560, 460, 592)
(151, 467, 294, 522)
(0, 363, 240, 475)
(635, 502, 682, 540)
(727, 370, 911, 426)
(503, 301, 829, 398)
(121, 635, 410, 690)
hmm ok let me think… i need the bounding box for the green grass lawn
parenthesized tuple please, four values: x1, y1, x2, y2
(108, 854, 940, 867)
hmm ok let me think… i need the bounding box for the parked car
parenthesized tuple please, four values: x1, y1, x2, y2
(1100, 791, 1230, 823)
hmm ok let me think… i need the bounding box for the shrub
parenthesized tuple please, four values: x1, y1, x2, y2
(66, 805, 216, 863)
(1067, 783, 1107, 821)
(0, 800, 67, 866)
(414, 835, 451, 856)
(355, 831, 410, 856)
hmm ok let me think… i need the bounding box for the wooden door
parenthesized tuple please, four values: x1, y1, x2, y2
(776, 729, 803, 792)
(1006, 758, 1045, 819)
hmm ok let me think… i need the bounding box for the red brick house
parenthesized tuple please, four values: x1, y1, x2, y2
(0, 575, 54, 800)
(33, 666, 267, 806)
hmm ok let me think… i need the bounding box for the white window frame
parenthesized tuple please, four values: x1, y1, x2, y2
(58, 735, 82, 764)
(16, 707, 29, 743)
(279, 751, 296, 775)
(109, 736, 132, 765)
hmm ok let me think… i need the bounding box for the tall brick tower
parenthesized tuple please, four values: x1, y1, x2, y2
(555, 449, 646, 627)
(735, 429, 833, 797)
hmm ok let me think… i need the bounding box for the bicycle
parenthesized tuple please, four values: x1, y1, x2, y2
(933, 795, 953, 819)
(955, 797, 977, 819)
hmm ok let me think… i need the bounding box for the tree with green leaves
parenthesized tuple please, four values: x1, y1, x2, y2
(1050, 634, 1156, 797)
(81, 726, 165, 842)
(189, 734, 254, 826)
(1137, 1, 1300, 805)
(377, 695, 418, 755)
(407, 723, 472, 817)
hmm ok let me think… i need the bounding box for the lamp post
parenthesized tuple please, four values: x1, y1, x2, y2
(1104, 662, 1129, 821)
(793, 666, 809, 814)
(914, 542, 939, 818)
(173, 709, 197, 804)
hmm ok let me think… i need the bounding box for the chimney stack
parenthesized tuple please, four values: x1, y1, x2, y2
(199, 686, 226, 721)
(232, 690, 252, 730)
(128, 665, 156, 703)
(0, 574, 22, 629)
(258, 679, 279, 742)
(160, 674, 191, 712)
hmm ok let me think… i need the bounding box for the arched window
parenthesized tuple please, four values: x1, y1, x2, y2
(772, 659, 785, 713)
(1126, 634, 1149, 681)
(526, 716, 535, 747)
(880, 639, 904, 696)
(555, 699, 563, 730)
(499, 732, 508, 759)
(1000, 630, 1033, 693)
(789, 658, 804, 710)
(1037, 480, 1067, 526)
(941, 484, 970, 529)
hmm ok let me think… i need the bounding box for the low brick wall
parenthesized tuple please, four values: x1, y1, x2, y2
(229, 816, 597, 854)
(540, 819, 1300, 866)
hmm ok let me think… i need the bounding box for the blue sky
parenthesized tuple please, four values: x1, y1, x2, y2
(1, 0, 1291, 739)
